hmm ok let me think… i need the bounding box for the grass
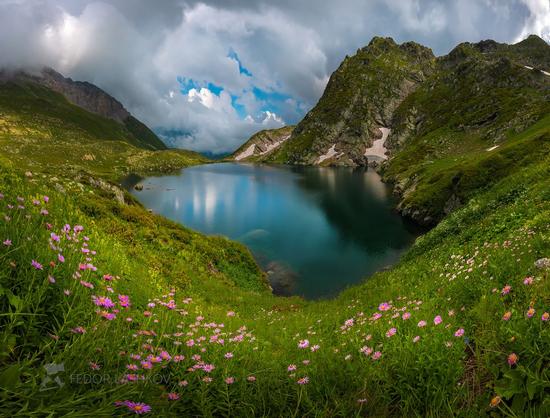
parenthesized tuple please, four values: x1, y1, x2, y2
(0, 135, 548, 416)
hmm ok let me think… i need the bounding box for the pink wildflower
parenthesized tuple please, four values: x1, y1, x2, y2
(523, 277, 533, 285)
(167, 393, 179, 401)
(402, 312, 411, 320)
(71, 326, 86, 334)
(93, 296, 115, 309)
(3, 239, 11, 246)
(542, 312, 549, 322)
(434, 315, 443, 325)
(225, 377, 235, 384)
(57, 253, 65, 263)
(501, 285, 512, 295)
(125, 401, 152, 414)
(118, 295, 131, 308)
(502, 311, 512, 321)
(527, 308, 536, 318)
(413, 336, 420, 343)
(226, 311, 236, 317)
(417, 320, 427, 328)
(224, 352, 233, 359)
(287, 364, 297, 372)
(454, 328, 465, 337)
(247, 376, 256, 382)
(378, 302, 391, 311)
(372, 351, 382, 360)
(298, 339, 310, 349)
(31, 260, 43, 270)
(297, 377, 309, 385)
(385, 327, 397, 338)
(507, 353, 518, 366)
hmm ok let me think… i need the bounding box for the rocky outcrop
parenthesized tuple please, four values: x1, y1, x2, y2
(231, 126, 294, 161)
(38, 68, 130, 123)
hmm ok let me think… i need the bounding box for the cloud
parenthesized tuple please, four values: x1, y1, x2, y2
(0, 0, 548, 153)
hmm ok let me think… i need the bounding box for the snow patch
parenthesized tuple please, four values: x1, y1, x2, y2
(524, 65, 550, 76)
(235, 144, 256, 160)
(364, 127, 390, 161)
(316, 144, 343, 164)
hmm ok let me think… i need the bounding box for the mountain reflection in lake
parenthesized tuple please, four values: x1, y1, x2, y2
(128, 163, 423, 299)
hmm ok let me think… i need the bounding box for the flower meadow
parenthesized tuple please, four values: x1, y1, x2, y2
(0, 162, 549, 417)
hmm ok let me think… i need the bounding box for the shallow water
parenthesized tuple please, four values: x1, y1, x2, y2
(128, 163, 423, 299)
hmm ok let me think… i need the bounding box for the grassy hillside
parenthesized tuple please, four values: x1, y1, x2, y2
(0, 80, 206, 181)
(0, 132, 548, 417)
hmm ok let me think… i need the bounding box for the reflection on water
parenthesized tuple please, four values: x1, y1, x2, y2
(128, 163, 423, 299)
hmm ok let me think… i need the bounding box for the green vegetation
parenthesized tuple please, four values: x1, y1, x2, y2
(0, 38, 549, 416)
(0, 80, 206, 181)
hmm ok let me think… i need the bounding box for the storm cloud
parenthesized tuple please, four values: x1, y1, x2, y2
(0, 0, 548, 153)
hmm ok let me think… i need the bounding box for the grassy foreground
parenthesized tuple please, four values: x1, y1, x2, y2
(0, 144, 549, 417)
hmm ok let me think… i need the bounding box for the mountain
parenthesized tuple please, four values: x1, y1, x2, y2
(231, 126, 294, 161)
(265, 35, 550, 224)
(0, 67, 205, 179)
(0, 67, 166, 151)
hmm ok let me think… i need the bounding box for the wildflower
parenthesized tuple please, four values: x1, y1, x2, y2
(40, 209, 48, 216)
(507, 353, 518, 366)
(297, 377, 309, 385)
(57, 253, 65, 263)
(43, 196, 49, 203)
(523, 277, 533, 285)
(141, 361, 153, 370)
(100, 311, 116, 320)
(48, 275, 55, 284)
(125, 374, 138, 382)
(80, 281, 94, 289)
(402, 312, 411, 320)
(93, 296, 115, 309)
(360, 346, 373, 356)
(372, 351, 382, 360)
(226, 311, 236, 317)
(542, 312, 549, 322)
(386, 328, 397, 338)
(118, 295, 131, 308)
(71, 326, 86, 334)
(501, 285, 512, 295)
(202, 364, 215, 373)
(125, 401, 152, 415)
(287, 364, 297, 372)
(247, 376, 256, 382)
(357, 399, 367, 404)
(126, 364, 139, 371)
(454, 328, 465, 337)
(143, 311, 152, 317)
(298, 339, 310, 349)
(89, 362, 100, 370)
(167, 393, 179, 401)
(202, 377, 212, 383)
(31, 260, 43, 270)
(64, 289, 71, 296)
(224, 352, 233, 359)
(160, 351, 171, 361)
(434, 315, 443, 325)
(413, 336, 420, 343)
(50, 233, 60, 242)
(502, 311, 512, 321)
(225, 377, 235, 384)
(526, 308, 535, 318)
(178, 380, 189, 386)
(311, 344, 320, 352)
(378, 302, 391, 311)
(490, 396, 502, 408)
(417, 320, 427, 328)
(2, 239, 11, 246)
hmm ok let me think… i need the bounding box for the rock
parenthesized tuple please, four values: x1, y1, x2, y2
(134, 184, 144, 191)
(534, 258, 550, 270)
(444, 194, 462, 215)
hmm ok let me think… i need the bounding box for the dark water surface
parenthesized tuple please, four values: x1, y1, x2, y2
(128, 163, 423, 299)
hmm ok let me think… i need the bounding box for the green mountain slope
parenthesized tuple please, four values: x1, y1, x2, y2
(0, 76, 205, 180)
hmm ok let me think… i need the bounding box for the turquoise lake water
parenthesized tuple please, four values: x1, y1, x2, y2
(128, 163, 423, 299)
